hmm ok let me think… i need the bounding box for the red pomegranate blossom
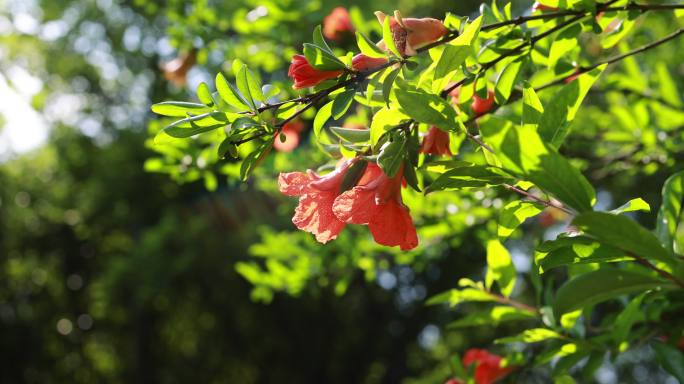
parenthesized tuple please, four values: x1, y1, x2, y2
(421, 126, 452, 156)
(471, 90, 496, 115)
(278, 159, 354, 243)
(532, 2, 559, 12)
(274, 120, 305, 152)
(462, 349, 514, 384)
(323, 7, 354, 41)
(351, 54, 389, 72)
(288, 54, 344, 89)
(333, 163, 418, 250)
(375, 11, 448, 56)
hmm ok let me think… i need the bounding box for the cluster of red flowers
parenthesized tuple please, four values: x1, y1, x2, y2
(281, 10, 505, 248)
(445, 349, 514, 384)
(279, 159, 418, 250)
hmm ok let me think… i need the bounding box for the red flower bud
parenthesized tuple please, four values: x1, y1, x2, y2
(564, 69, 582, 84)
(351, 54, 389, 72)
(375, 11, 448, 56)
(532, 2, 559, 12)
(323, 7, 354, 41)
(471, 90, 495, 115)
(288, 54, 344, 89)
(421, 126, 452, 156)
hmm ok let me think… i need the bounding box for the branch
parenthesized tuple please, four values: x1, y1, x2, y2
(503, 184, 574, 215)
(632, 255, 684, 289)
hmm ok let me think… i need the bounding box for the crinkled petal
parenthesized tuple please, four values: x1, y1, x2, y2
(278, 172, 314, 196)
(293, 192, 345, 243)
(368, 202, 418, 250)
(332, 187, 376, 224)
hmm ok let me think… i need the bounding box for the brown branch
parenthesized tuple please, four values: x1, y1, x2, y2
(632, 255, 684, 289)
(503, 184, 574, 215)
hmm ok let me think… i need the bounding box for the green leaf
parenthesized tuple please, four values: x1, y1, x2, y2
(480, 122, 595, 212)
(395, 88, 457, 131)
(548, 24, 580, 70)
(448, 306, 537, 328)
(382, 67, 401, 106)
(313, 101, 334, 139)
(498, 200, 543, 239)
(572, 212, 676, 266)
(370, 106, 409, 147)
(536, 236, 628, 272)
(652, 342, 684, 383)
(656, 171, 684, 255)
(426, 288, 496, 306)
(485, 239, 517, 297)
(330, 127, 370, 143)
(522, 83, 544, 129)
(610, 198, 650, 214)
(236, 65, 257, 109)
(312, 25, 334, 53)
(554, 268, 668, 316)
(303, 43, 347, 71)
(356, 31, 386, 59)
(159, 112, 228, 139)
(151, 101, 212, 117)
(339, 160, 368, 193)
(495, 328, 562, 344)
(451, 15, 482, 46)
(432, 45, 470, 93)
(425, 163, 510, 193)
(215, 73, 251, 111)
(494, 58, 524, 105)
(382, 17, 402, 57)
(331, 89, 356, 119)
(538, 65, 605, 147)
(377, 134, 406, 177)
(612, 292, 647, 344)
(240, 139, 273, 181)
(656, 62, 683, 108)
(196, 82, 214, 106)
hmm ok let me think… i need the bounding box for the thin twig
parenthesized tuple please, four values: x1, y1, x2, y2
(503, 184, 574, 215)
(632, 255, 684, 289)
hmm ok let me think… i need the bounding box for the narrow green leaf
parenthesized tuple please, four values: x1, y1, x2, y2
(151, 101, 212, 117)
(369, 106, 409, 147)
(377, 134, 406, 177)
(215, 73, 251, 111)
(331, 89, 356, 119)
(432, 45, 470, 93)
(240, 139, 273, 181)
(339, 160, 368, 193)
(236, 65, 256, 109)
(313, 25, 334, 53)
(495, 328, 562, 344)
(573, 212, 676, 266)
(448, 306, 536, 328)
(451, 15, 482, 46)
(495, 58, 524, 105)
(612, 292, 647, 344)
(196, 82, 214, 106)
(522, 83, 544, 129)
(425, 163, 510, 193)
(382, 67, 401, 106)
(548, 24, 580, 70)
(485, 239, 516, 297)
(538, 65, 605, 147)
(656, 171, 684, 255)
(536, 236, 628, 272)
(330, 126, 370, 143)
(610, 198, 650, 214)
(313, 101, 334, 139)
(303, 43, 347, 71)
(498, 200, 543, 239)
(554, 268, 668, 316)
(395, 88, 457, 131)
(356, 31, 386, 59)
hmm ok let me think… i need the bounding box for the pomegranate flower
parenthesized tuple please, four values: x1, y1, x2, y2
(375, 11, 448, 56)
(421, 126, 452, 156)
(288, 54, 344, 89)
(323, 7, 354, 41)
(462, 349, 514, 384)
(333, 163, 418, 250)
(278, 160, 354, 243)
(274, 120, 305, 152)
(351, 54, 389, 72)
(471, 90, 496, 115)
(162, 49, 197, 87)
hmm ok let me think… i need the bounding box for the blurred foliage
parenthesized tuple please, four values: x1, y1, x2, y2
(1, 0, 684, 383)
